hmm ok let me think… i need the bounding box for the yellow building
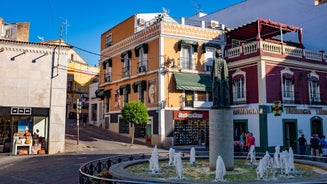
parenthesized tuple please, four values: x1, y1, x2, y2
(41, 39, 99, 121)
(98, 13, 224, 148)
(66, 48, 99, 120)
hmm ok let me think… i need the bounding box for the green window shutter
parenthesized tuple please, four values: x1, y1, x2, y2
(141, 80, 147, 91)
(133, 83, 138, 93)
(143, 43, 148, 54)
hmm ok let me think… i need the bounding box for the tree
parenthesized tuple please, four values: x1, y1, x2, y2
(121, 101, 149, 144)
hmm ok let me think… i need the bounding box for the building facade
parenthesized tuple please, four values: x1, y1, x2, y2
(0, 39, 71, 154)
(0, 18, 72, 155)
(225, 18, 327, 153)
(98, 13, 224, 148)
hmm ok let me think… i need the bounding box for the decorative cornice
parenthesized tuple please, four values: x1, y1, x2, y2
(101, 22, 223, 61)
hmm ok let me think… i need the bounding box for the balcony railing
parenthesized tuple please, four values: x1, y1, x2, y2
(232, 91, 247, 105)
(179, 57, 196, 70)
(122, 66, 131, 78)
(104, 73, 111, 82)
(226, 40, 327, 63)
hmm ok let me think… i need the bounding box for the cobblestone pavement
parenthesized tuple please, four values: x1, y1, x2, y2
(0, 122, 162, 184)
(1, 122, 326, 184)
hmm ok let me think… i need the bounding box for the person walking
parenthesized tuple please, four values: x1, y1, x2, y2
(320, 135, 327, 157)
(298, 134, 307, 155)
(310, 134, 321, 157)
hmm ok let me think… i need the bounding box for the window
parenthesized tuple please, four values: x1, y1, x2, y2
(135, 43, 148, 73)
(309, 80, 320, 103)
(232, 73, 246, 104)
(282, 74, 294, 103)
(133, 81, 146, 103)
(123, 88, 129, 105)
(105, 34, 112, 48)
(122, 52, 131, 77)
(105, 96, 110, 112)
(105, 60, 111, 82)
(204, 47, 215, 72)
(138, 85, 145, 103)
(138, 47, 147, 73)
(180, 44, 193, 70)
(184, 91, 194, 107)
(120, 84, 130, 106)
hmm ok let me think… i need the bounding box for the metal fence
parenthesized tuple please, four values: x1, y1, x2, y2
(79, 151, 327, 184)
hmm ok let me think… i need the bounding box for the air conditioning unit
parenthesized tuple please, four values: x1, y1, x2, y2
(210, 20, 219, 29)
(137, 18, 145, 26)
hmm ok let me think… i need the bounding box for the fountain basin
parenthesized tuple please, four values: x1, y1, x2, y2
(109, 156, 327, 183)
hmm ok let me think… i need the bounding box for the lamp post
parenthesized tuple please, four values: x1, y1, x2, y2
(76, 99, 82, 145)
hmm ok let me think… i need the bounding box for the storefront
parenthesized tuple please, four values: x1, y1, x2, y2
(173, 110, 209, 147)
(0, 106, 49, 155)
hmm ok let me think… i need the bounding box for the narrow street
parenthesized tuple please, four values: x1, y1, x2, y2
(0, 122, 156, 184)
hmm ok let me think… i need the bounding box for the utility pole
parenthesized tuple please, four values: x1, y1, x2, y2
(76, 99, 82, 145)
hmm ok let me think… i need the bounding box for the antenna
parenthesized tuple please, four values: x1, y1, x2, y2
(60, 18, 69, 42)
(37, 36, 45, 42)
(162, 7, 169, 15)
(192, 1, 202, 13)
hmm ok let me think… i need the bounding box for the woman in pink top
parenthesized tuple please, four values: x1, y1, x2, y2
(248, 133, 255, 147)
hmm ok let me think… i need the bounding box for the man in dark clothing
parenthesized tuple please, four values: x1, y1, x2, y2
(298, 134, 307, 155)
(310, 134, 321, 157)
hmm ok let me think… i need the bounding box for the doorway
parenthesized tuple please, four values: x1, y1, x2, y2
(311, 116, 323, 137)
(233, 120, 247, 141)
(283, 120, 297, 152)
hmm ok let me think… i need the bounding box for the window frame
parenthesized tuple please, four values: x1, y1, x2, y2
(180, 44, 194, 70)
(105, 34, 112, 48)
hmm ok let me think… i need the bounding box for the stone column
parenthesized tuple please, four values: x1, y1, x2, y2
(209, 108, 234, 171)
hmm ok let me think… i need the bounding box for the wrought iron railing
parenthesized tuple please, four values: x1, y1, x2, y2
(79, 151, 327, 184)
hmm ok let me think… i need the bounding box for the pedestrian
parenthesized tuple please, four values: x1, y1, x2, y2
(247, 132, 255, 148)
(240, 132, 245, 146)
(244, 131, 250, 152)
(320, 135, 327, 157)
(83, 114, 88, 127)
(310, 134, 321, 157)
(298, 134, 307, 155)
(234, 137, 243, 153)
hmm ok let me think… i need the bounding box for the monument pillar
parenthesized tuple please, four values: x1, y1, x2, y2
(209, 108, 234, 171)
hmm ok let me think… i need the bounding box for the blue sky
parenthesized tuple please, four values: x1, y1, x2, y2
(1, 0, 243, 66)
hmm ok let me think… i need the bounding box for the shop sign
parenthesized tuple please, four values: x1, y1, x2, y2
(11, 107, 32, 115)
(316, 109, 327, 115)
(233, 108, 259, 115)
(174, 110, 208, 120)
(285, 107, 311, 114)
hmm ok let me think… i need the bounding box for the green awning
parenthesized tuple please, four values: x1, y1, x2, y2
(173, 73, 212, 92)
(178, 40, 199, 52)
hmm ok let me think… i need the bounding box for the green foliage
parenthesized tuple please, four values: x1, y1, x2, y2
(121, 101, 148, 125)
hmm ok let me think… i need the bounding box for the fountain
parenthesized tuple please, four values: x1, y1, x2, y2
(174, 152, 184, 179)
(215, 155, 226, 182)
(148, 145, 159, 174)
(273, 145, 281, 169)
(288, 147, 295, 173)
(256, 151, 274, 180)
(168, 147, 175, 166)
(189, 147, 196, 164)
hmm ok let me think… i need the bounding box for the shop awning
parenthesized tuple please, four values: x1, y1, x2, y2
(173, 73, 211, 92)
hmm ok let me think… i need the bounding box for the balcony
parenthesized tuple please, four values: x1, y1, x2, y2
(232, 91, 247, 105)
(179, 57, 196, 71)
(104, 73, 111, 82)
(226, 40, 327, 63)
(122, 66, 131, 78)
(138, 65, 147, 73)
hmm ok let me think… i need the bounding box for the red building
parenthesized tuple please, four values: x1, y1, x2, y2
(226, 18, 327, 153)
